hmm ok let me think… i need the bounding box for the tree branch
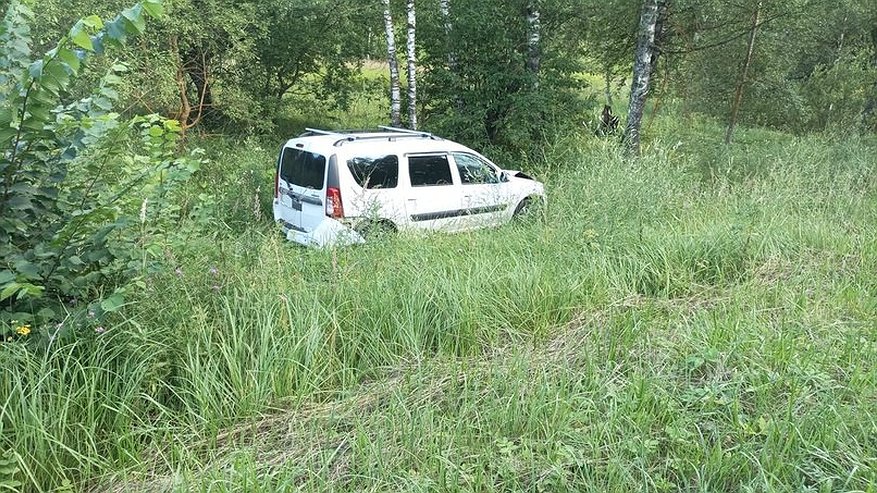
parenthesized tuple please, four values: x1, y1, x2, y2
(660, 11, 788, 55)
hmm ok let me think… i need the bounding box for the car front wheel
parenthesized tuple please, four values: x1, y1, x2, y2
(513, 197, 544, 222)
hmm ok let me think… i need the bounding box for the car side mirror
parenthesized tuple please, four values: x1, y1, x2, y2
(499, 171, 509, 183)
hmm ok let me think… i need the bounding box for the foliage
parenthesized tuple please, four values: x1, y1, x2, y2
(0, 450, 21, 492)
(3, 0, 877, 489)
(29, 0, 383, 133)
(253, 0, 377, 108)
(661, 0, 877, 133)
(0, 0, 205, 326)
(418, 0, 592, 157)
(2, 119, 876, 491)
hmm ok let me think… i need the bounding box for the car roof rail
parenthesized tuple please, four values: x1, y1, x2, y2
(297, 126, 442, 146)
(301, 127, 355, 139)
(378, 125, 441, 140)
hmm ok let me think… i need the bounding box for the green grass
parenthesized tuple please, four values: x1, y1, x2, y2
(2, 118, 877, 492)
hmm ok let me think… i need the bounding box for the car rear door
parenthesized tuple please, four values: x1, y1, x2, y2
(404, 153, 465, 231)
(277, 146, 328, 234)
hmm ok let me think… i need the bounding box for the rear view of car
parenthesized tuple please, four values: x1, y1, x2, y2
(274, 141, 364, 247)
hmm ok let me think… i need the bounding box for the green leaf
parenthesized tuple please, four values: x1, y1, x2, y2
(0, 479, 23, 489)
(70, 23, 94, 51)
(100, 293, 125, 312)
(28, 59, 44, 79)
(143, 0, 164, 18)
(105, 18, 127, 43)
(36, 307, 56, 319)
(121, 5, 146, 34)
(6, 195, 33, 210)
(0, 127, 17, 145)
(0, 271, 14, 284)
(82, 14, 103, 29)
(0, 282, 22, 302)
(58, 48, 81, 73)
(13, 259, 40, 279)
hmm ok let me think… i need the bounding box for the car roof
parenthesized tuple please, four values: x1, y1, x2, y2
(282, 131, 475, 156)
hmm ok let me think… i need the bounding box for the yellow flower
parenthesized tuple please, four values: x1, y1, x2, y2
(15, 324, 31, 336)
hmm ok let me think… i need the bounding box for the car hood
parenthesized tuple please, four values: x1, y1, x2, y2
(503, 169, 536, 181)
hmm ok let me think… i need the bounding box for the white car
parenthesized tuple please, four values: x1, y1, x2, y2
(272, 126, 546, 247)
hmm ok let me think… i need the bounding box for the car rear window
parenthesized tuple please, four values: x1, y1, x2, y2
(347, 154, 399, 189)
(279, 147, 326, 190)
(409, 154, 453, 187)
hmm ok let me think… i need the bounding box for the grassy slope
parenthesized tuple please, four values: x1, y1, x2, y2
(3, 117, 877, 492)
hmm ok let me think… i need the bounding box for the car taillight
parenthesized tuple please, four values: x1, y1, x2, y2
(274, 169, 279, 198)
(326, 187, 344, 218)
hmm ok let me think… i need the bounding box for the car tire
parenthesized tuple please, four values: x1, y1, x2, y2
(356, 220, 397, 240)
(513, 197, 544, 222)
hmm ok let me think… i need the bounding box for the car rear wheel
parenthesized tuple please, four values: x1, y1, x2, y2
(355, 220, 397, 240)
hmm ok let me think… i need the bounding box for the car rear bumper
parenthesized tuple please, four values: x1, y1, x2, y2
(278, 218, 365, 248)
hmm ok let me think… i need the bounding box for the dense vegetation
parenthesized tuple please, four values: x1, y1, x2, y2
(1, 0, 876, 491)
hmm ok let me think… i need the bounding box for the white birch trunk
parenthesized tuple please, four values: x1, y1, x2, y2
(624, 0, 659, 156)
(440, 0, 457, 71)
(406, 0, 417, 130)
(526, 3, 541, 87)
(382, 0, 402, 127)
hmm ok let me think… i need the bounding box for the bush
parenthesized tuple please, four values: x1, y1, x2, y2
(0, 0, 203, 329)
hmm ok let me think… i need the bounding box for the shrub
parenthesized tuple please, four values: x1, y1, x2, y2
(0, 0, 203, 329)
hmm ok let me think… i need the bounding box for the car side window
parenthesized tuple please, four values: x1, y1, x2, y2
(348, 154, 399, 189)
(453, 153, 500, 185)
(408, 154, 454, 187)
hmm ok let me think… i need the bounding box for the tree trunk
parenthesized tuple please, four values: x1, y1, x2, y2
(624, 0, 659, 156)
(725, 1, 762, 144)
(406, 0, 417, 130)
(170, 37, 191, 138)
(649, 0, 670, 81)
(646, 0, 670, 126)
(184, 48, 212, 125)
(526, 3, 541, 86)
(382, 0, 402, 127)
(440, 0, 457, 71)
(862, 25, 877, 130)
(604, 66, 613, 106)
(440, 0, 464, 112)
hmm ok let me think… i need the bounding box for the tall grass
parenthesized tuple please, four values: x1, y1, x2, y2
(2, 120, 876, 491)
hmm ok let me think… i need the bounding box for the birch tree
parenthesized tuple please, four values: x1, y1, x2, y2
(526, 2, 541, 87)
(439, 0, 457, 71)
(406, 0, 417, 129)
(624, 0, 659, 155)
(648, 0, 670, 80)
(725, 0, 762, 144)
(382, 0, 402, 126)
